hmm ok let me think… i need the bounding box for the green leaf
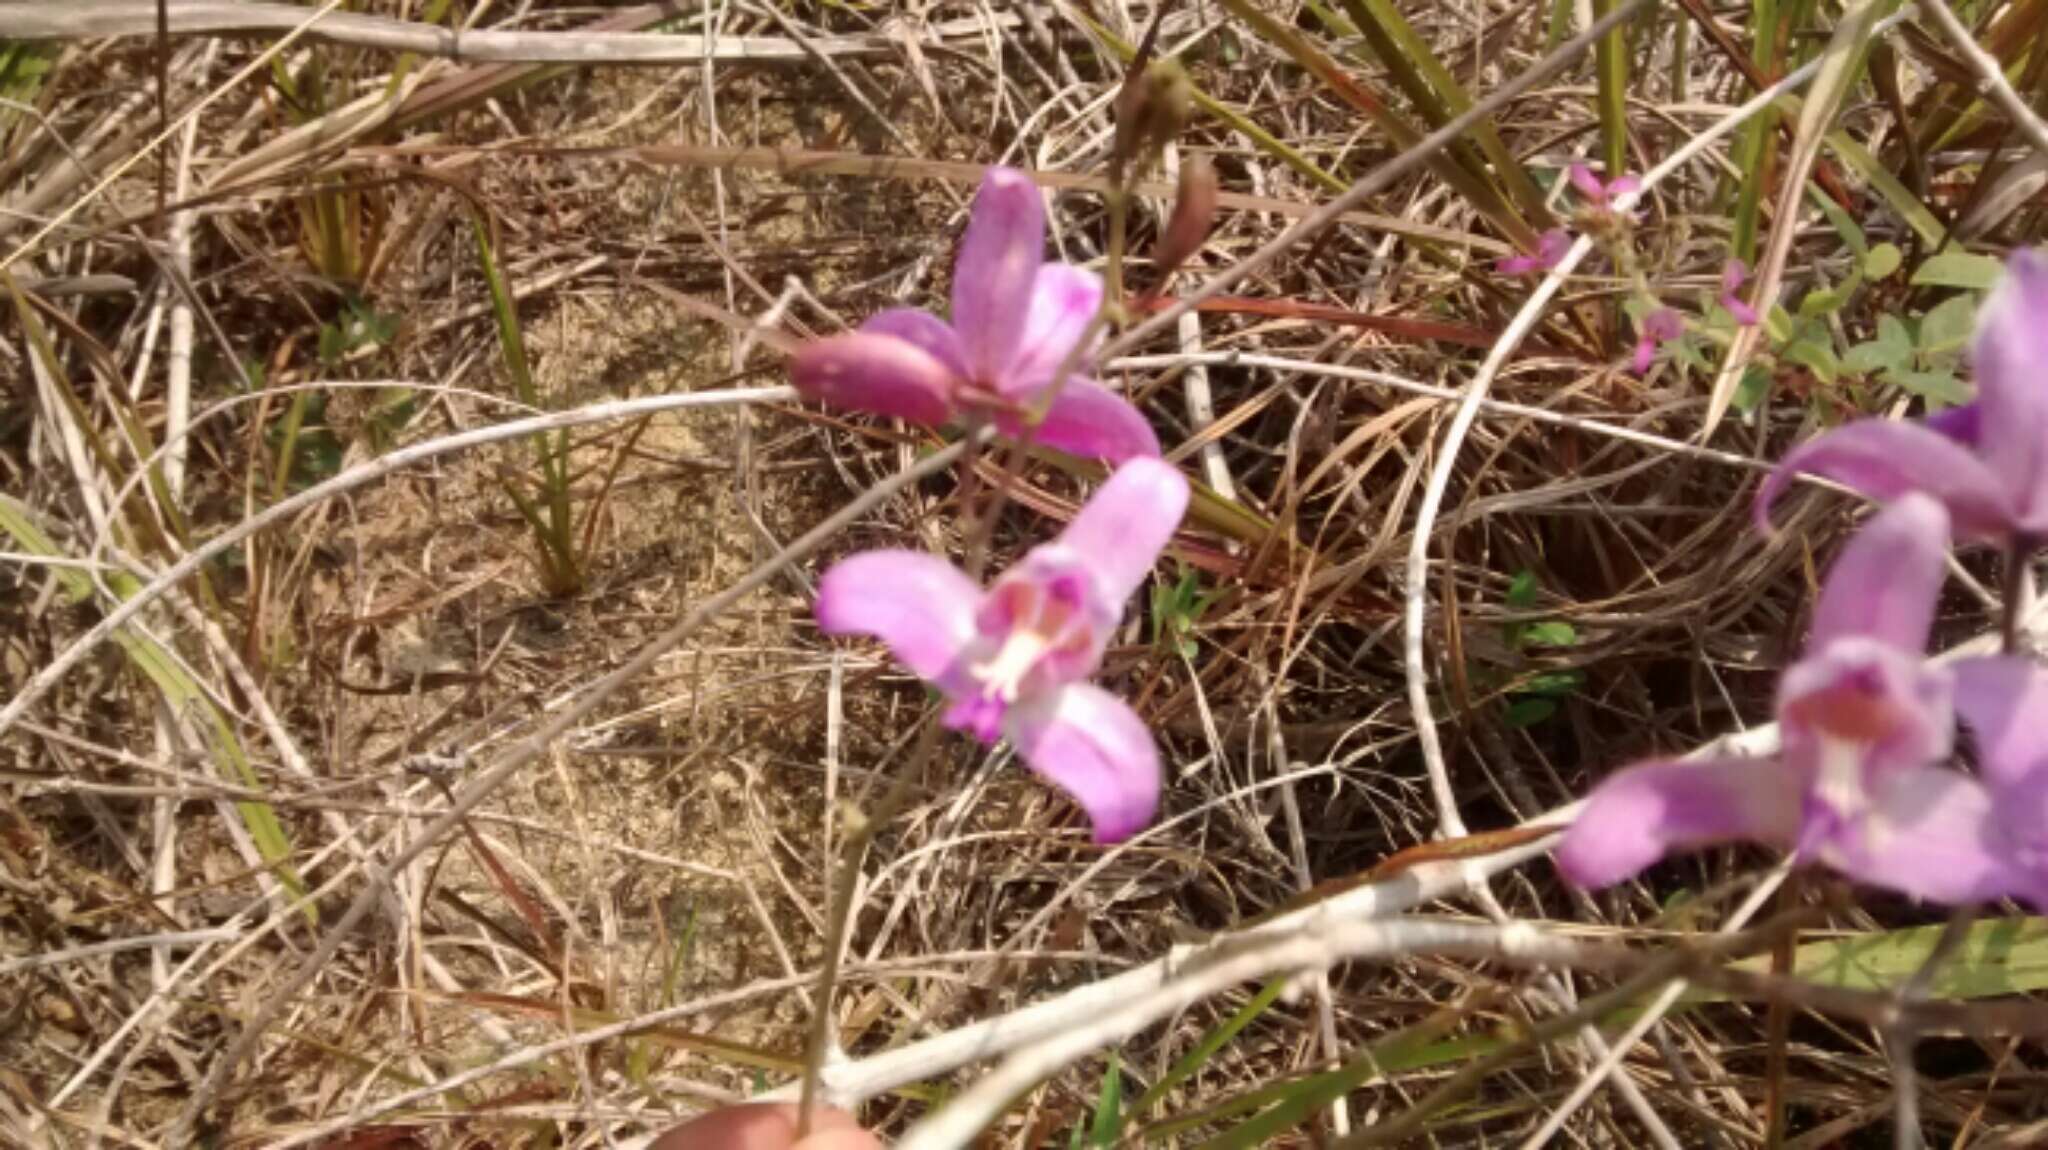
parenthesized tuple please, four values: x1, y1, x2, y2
(1862, 242, 1903, 280)
(1917, 293, 1979, 355)
(1506, 569, 1540, 609)
(1727, 917, 2048, 1001)
(1782, 337, 1840, 384)
(1521, 621, 1578, 648)
(1797, 282, 1855, 319)
(1844, 339, 1909, 375)
(1825, 129, 1946, 247)
(1889, 369, 1973, 406)
(1504, 698, 1557, 727)
(1878, 314, 1913, 351)
(1523, 669, 1584, 696)
(1912, 250, 2005, 292)
(1764, 303, 1797, 343)
(1731, 363, 1773, 416)
(1087, 1052, 1124, 1147)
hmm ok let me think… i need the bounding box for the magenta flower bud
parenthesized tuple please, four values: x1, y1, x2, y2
(1631, 307, 1684, 375)
(1496, 228, 1571, 277)
(1719, 258, 1761, 326)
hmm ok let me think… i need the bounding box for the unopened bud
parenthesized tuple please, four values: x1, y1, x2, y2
(1113, 59, 1192, 174)
(1153, 155, 1217, 277)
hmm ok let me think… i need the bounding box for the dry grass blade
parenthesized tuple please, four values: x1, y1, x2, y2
(11, 1, 2048, 1146)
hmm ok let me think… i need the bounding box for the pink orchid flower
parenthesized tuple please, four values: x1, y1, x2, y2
(1631, 307, 1684, 374)
(791, 168, 1159, 462)
(1757, 249, 2048, 541)
(1558, 494, 2048, 908)
(815, 458, 1190, 842)
(1719, 258, 1760, 326)
(1497, 228, 1572, 276)
(1569, 163, 1641, 212)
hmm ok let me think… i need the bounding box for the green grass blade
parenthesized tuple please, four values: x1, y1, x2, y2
(1729, 0, 1783, 261)
(1326, 0, 1554, 226)
(1130, 977, 1286, 1118)
(1086, 19, 1345, 194)
(1214, 0, 1537, 246)
(1174, 1011, 1481, 1148)
(1592, 0, 1633, 179)
(1826, 128, 1945, 247)
(0, 497, 311, 917)
(471, 212, 582, 595)
(1725, 917, 2048, 1000)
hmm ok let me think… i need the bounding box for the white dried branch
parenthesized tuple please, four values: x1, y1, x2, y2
(3, 1, 1018, 64)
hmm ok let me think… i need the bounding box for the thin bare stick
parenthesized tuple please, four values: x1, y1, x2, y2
(8, 1, 1015, 65)
(1915, 1, 2048, 173)
(0, 927, 241, 977)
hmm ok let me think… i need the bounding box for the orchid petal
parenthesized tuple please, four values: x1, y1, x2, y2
(1605, 174, 1641, 198)
(1953, 656, 2048, 790)
(1002, 377, 1162, 463)
(816, 550, 982, 681)
(1754, 419, 2016, 538)
(1925, 402, 1982, 447)
(1498, 229, 1570, 276)
(1008, 682, 1162, 842)
(1555, 756, 1802, 889)
(1778, 640, 1955, 785)
(952, 168, 1045, 384)
(1631, 333, 1658, 375)
(1568, 164, 1606, 203)
(1817, 766, 2034, 905)
(1973, 249, 2048, 525)
(1051, 457, 1189, 607)
(861, 308, 969, 380)
(791, 333, 959, 425)
(1721, 259, 1750, 294)
(1809, 494, 1949, 653)
(1002, 264, 1106, 397)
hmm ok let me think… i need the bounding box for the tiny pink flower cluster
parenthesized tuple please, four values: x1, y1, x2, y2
(791, 169, 1189, 842)
(1494, 165, 1759, 376)
(1561, 250, 2048, 909)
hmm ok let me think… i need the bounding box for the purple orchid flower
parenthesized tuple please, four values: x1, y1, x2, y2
(1632, 307, 1684, 374)
(1756, 249, 2048, 541)
(1569, 163, 1641, 212)
(1558, 494, 2047, 907)
(1497, 228, 1572, 276)
(1720, 258, 1761, 326)
(814, 458, 1190, 842)
(791, 168, 1160, 463)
